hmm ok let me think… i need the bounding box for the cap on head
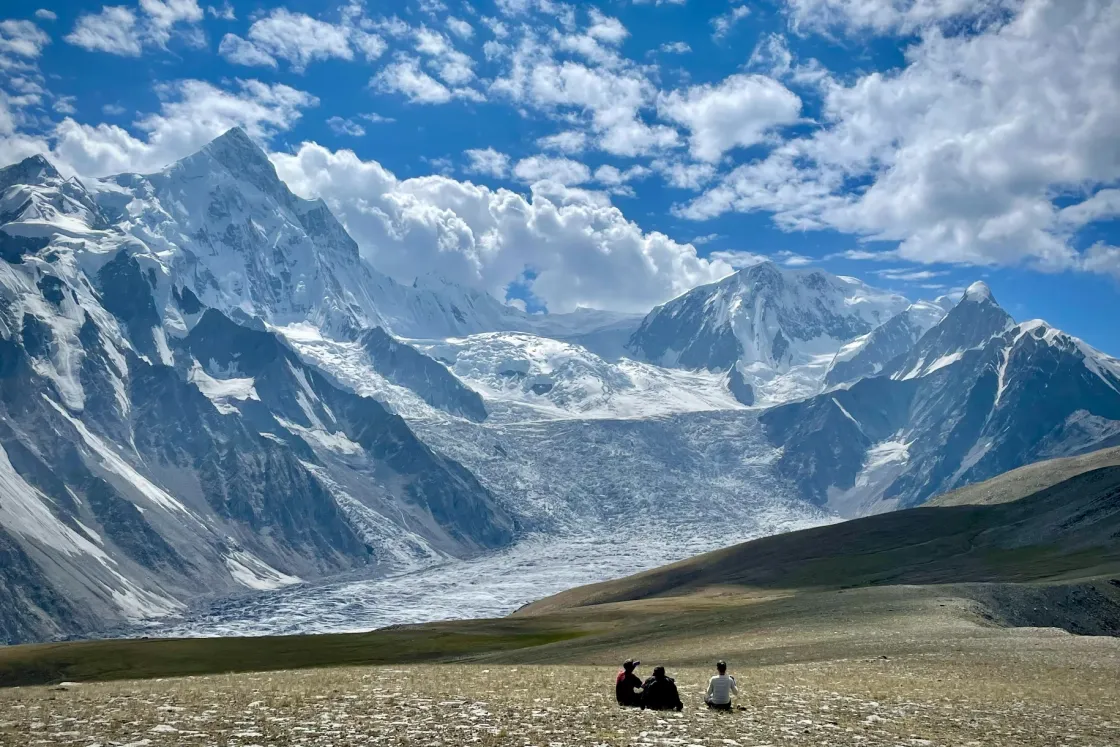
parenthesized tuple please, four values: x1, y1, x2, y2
(716, 660, 727, 673)
(623, 659, 640, 671)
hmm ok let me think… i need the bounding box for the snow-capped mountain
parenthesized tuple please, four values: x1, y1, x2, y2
(763, 283, 1120, 515)
(3, 129, 1117, 643)
(0, 147, 514, 642)
(627, 262, 910, 404)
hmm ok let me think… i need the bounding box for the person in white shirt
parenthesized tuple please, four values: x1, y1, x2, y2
(705, 660, 737, 710)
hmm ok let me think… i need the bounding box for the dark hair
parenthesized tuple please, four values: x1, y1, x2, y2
(716, 660, 727, 673)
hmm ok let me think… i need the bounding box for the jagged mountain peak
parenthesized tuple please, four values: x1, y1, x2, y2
(962, 280, 995, 304)
(171, 127, 284, 201)
(199, 126, 271, 169)
(0, 154, 62, 191)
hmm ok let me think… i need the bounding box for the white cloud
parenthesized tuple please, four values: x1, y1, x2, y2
(651, 158, 717, 190)
(658, 74, 802, 162)
(682, 0, 1120, 279)
(712, 5, 749, 40)
(218, 33, 277, 67)
(587, 9, 628, 45)
(414, 27, 475, 86)
(658, 41, 691, 54)
(102, 103, 127, 116)
(594, 164, 649, 186)
(360, 112, 395, 124)
(464, 147, 510, 178)
(140, 0, 203, 46)
(272, 141, 732, 312)
(373, 56, 453, 104)
(0, 19, 51, 59)
(1059, 189, 1120, 227)
(65, 7, 143, 56)
(351, 30, 387, 61)
(874, 268, 949, 281)
(708, 249, 767, 268)
(207, 3, 235, 20)
(748, 33, 793, 78)
(34, 9, 58, 21)
(65, 0, 204, 55)
(482, 16, 509, 38)
(327, 116, 365, 137)
(1082, 243, 1120, 278)
(447, 16, 474, 39)
(492, 41, 679, 157)
(537, 130, 588, 154)
(632, 0, 687, 5)
(513, 155, 592, 185)
(47, 78, 317, 177)
(53, 95, 77, 115)
(783, 0, 1013, 36)
(226, 9, 353, 72)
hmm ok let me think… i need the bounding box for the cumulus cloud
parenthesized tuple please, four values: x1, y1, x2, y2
(414, 27, 475, 86)
(680, 0, 1120, 278)
(65, 0, 203, 56)
(784, 0, 1014, 36)
(711, 5, 749, 40)
(446, 16, 474, 39)
(373, 56, 453, 104)
(272, 141, 732, 312)
(45, 78, 317, 176)
(218, 33, 276, 67)
(512, 155, 592, 185)
(0, 19, 51, 60)
(221, 9, 353, 72)
(65, 7, 144, 56)
(327, 115, 365, 137)
(491, 36, 678, 157)
(34, 9, 58, 21)
(658, 41, 691, 54)
(536, 130, 588, 154)
(658, 74, 802, 162)
(464, 147, 510, 178)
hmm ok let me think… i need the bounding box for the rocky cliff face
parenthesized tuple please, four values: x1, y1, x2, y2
(763, 285, 1120, 515)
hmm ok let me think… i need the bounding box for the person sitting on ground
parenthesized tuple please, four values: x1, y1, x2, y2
(705, 660, 737, 710)
(615, 659, 644, 707)
(641, 666, 683, 711)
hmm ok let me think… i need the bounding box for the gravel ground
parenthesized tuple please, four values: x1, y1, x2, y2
(3, 647, 1118, 747)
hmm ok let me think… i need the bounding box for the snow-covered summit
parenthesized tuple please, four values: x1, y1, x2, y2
(963, 280, 994, 303)
(627, 261, 911, 404)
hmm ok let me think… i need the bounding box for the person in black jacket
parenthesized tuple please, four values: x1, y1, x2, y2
(615, 659, 644, 707)
(641, 666, 683, 711)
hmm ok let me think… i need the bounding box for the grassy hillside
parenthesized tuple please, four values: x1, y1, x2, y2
(929, 445, 1120, 506)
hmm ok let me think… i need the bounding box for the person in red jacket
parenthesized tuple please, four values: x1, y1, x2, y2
(615, 659, 644, 707)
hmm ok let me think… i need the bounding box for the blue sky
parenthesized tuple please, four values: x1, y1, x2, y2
(1, 0, 1118, 353)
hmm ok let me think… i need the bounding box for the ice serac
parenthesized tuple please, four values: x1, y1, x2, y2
(626, 262, 910, 404)
(359, 326, 488, 422)
(763, 286, 1120, 516)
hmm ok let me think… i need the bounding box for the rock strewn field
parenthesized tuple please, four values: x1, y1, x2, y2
(3, 643, 1118, 747)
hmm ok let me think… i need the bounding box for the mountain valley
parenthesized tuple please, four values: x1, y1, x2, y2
(2, 128, 1119, 644)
